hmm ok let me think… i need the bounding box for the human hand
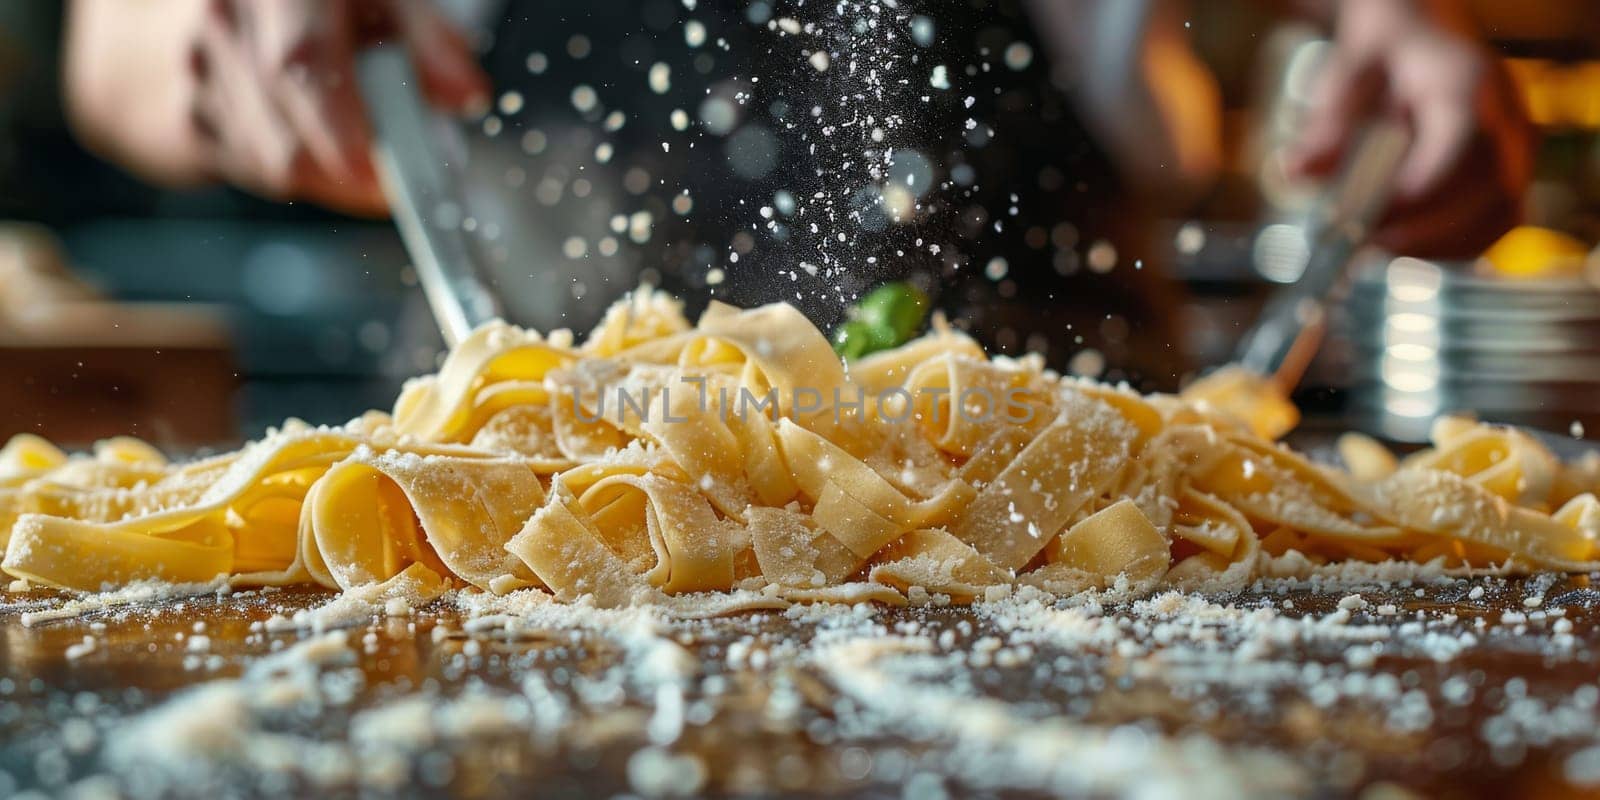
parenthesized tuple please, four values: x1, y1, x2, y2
(1283, 0, 1534, 259)
(66, 0, 489, 216)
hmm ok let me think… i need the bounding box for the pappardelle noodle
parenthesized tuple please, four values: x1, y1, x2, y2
(4, 290, 1599, 610)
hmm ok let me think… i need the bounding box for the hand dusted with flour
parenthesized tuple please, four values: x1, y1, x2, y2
(3, 290, 1599, 608)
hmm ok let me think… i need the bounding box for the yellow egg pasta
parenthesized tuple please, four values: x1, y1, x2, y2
(4, 289, 1599, 607)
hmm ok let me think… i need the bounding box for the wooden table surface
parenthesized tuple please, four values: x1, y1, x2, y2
(3, 572, 1600, 799)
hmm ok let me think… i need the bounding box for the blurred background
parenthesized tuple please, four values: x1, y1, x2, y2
(2, 0, 1600, 450)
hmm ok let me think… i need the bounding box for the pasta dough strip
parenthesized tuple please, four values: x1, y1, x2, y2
(7, 288, 1600, 607)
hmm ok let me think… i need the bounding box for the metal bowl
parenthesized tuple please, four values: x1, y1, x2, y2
(1326, 256, 1600, 442)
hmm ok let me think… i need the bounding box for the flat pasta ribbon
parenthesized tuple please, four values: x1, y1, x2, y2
(5, 287, 1599, 607)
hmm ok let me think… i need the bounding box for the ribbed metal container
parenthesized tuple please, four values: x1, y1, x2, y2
(1328, 256, 1600, 441)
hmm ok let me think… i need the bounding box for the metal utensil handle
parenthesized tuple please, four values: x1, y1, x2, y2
(1235, 121, 1412, 383)
(356, 43, 503, 347)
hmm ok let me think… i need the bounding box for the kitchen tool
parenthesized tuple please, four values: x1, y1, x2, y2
(1234, 122, 1412, 393)
(356, 43, 504, 347)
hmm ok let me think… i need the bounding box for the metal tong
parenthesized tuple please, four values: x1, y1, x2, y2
(1233, 122, 1412, 393)
(356, 43, 504, 348)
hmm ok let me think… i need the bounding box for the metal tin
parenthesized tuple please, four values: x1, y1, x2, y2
(1326, 256, 1600, 441)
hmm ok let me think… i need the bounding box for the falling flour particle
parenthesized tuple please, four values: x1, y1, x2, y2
(1003, 42, 1034, 71)
(648, 63, 672, 94)
(571, 85, 599, 113)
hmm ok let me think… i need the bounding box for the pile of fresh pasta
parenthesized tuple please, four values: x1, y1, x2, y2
(3, 290, 1599, 609)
